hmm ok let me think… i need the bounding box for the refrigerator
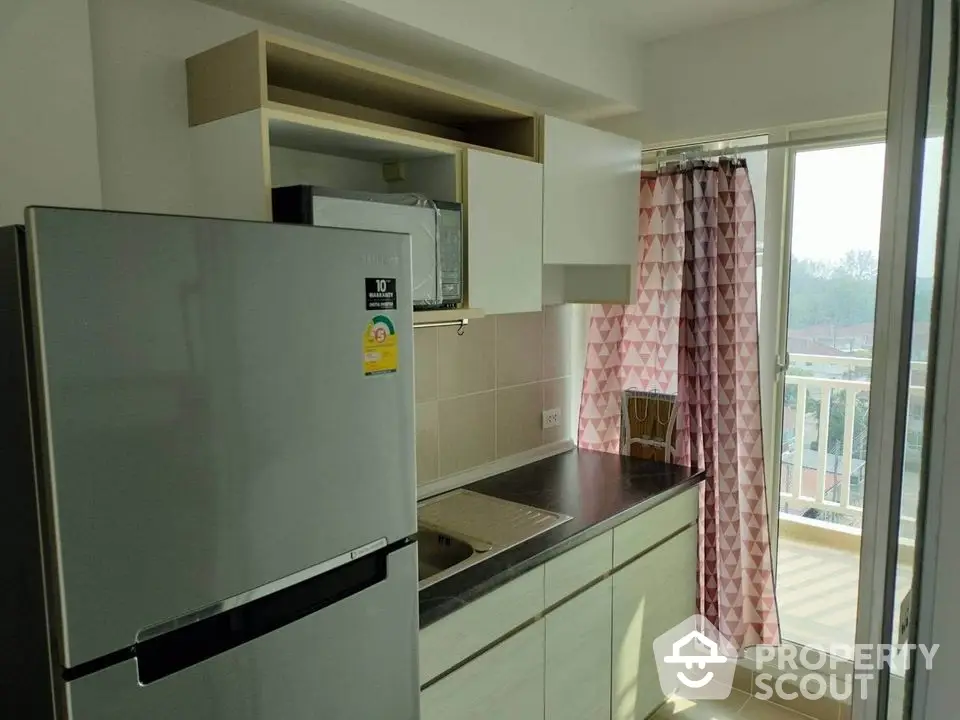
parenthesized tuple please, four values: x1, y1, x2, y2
(1, 208, 420, 719)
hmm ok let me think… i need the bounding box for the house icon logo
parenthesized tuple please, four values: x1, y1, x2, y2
(653, 615, 738, 700)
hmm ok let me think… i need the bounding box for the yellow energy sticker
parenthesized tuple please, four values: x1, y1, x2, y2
(364, 315, 398, 376)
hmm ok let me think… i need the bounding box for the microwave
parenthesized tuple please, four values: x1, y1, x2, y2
(272, 185, 463, 309)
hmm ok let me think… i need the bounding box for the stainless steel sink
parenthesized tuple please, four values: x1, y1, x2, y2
(417, 528, 481, 583)
(417, 490, 572, 589)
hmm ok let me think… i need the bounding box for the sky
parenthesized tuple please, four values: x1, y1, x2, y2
(790, 139, 943, 279)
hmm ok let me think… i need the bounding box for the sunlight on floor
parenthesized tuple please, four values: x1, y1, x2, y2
(777, 535, 912, 657)
(652, 689, 843, 719)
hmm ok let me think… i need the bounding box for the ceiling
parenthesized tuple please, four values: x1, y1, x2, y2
(603, 0, 819, 42)
(199, 0, 822, 117)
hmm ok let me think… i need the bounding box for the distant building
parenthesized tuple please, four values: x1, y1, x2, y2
(789, 324, 875, 354)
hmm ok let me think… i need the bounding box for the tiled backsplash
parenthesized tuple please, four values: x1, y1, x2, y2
(415, 306, 574, 487)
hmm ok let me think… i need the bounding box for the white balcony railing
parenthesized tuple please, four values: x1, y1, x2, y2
(779, 353, 926, 540)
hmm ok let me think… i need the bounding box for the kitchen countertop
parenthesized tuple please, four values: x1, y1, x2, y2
(418, 448, 703, 628)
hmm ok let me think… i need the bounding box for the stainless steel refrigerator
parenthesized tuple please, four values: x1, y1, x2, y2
(1, 208, 420, 719)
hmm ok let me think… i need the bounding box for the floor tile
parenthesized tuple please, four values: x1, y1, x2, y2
(651, 691, 825, 720)
(738, 697, 815, 719)
(653, 690, 750, 719)
(777, 535, 913, 656)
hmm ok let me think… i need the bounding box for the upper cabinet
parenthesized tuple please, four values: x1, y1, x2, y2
(185, 31, 547, 320)
(465, 149, 543, 315)
(542, 116, 641, 305)
(184, 33, 642, 315)
(186, 31, 540, 160)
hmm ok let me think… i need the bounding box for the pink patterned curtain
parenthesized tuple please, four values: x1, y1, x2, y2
(577, 160, 779, 649)
(577, 173, 683, 451)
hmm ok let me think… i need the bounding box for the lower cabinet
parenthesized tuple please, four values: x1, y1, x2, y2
(419, 506, 699, 720)
(420, 620, 545, 720)
(545, 578, 612, 720)
(611, 526, 698, 720)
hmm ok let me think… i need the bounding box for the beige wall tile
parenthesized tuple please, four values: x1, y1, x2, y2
(438, 391, 495, 476)
(438, 317, 496, 398)
(414, 327, 439, 403)
(416, 401, 439, 485)
(542, 378, 571, 445)
(497, 383, 543, 458)
(496, 312, 543, 388)
(543, 304, 572, 380)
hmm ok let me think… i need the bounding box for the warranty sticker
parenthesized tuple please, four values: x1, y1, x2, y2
(366, 278, 397, 310)
(364, 315, 398, 376)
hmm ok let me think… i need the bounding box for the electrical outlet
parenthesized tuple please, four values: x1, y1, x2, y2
(542, 408, 561, 430)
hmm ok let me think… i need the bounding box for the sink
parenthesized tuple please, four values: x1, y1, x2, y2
(416, 490, 572, 589)
(417, 528, 476, 583)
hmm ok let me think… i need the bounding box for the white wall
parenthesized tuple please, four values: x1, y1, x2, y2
(0, 0, 102, 225)
(89, 0, 266, 214)
(270, 148, 389, 193)
(88, 0, 558, 215)
(596, 0, 894, 146)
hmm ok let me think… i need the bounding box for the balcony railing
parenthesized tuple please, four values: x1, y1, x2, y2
(779, 353, 926, 540)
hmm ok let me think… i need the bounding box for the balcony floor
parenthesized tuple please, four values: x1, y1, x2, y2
(776, 534, 913, 656)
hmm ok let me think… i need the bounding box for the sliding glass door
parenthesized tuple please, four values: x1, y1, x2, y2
(773, 135, 888, 658)
(854, 0, 954, 717)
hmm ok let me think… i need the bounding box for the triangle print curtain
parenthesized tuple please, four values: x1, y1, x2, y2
(578, 159, 780, 648)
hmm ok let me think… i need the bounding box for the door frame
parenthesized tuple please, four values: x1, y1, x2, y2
(763, 119, 886, 570)
(904, 0, 959, 717)
(853, 0, 937, 717)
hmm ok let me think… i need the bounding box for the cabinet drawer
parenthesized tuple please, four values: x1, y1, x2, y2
(545, 532, 612, 608)
(612, 526, 697, 720)
(420, 620, 545, 720)
(419, 567, 545, 685)
(545, 578, 612, 720)
(613, 487, 698, 567)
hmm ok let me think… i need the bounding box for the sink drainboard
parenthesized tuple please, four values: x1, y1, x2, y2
(416, 490, 572, 588)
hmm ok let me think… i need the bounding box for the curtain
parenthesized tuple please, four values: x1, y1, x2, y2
(577, 173, 683, 452)
(577, 159, 780, 648)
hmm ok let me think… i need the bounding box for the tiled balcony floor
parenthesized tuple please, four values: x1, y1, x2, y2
(653, 689, 842, 719)
(776, 534, 913, 656)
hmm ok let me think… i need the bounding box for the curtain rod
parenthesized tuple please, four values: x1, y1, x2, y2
(642, 130, 885, 164)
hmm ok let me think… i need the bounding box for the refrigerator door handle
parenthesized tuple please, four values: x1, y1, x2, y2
(137, 537, 389, 644)
(62, 536, 413, 685)
(134, 537, 407, 685)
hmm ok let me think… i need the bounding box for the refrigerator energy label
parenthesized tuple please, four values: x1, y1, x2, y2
(363, 315, 398, 376)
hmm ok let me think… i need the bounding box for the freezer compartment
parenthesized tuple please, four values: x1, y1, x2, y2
(66, 544, 420, 720)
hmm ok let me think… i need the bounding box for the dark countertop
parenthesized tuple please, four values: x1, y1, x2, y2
(418, 448, 703, 628)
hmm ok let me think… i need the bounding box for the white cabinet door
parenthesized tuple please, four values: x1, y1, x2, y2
(465, 148, 543, 314)
(545, 578, 612, 720)
(611, 526, 697, 720)
(421, 620, 545, 720)
(542, 116, 640, 267)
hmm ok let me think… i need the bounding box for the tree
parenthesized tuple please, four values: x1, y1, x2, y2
(839, 249, 879, 281)
(807, 389, 869, 460)
(786, 252, 879, 331)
